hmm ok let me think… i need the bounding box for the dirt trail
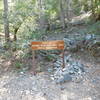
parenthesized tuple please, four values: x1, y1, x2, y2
(0, 69, 99, 100)
(0, 50, 100, 100)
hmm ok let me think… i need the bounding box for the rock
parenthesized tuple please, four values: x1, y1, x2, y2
(63, 34, 100, 53)
(70, 19, 85, 25)
(63, 35, 82, 52)
(20, 72, 24, 74)
(77, 62, 85, 72)
(25, 90, 30, 95)
(85, 34, 95, 40)
(54, 63, 61, 68)
(72, 75, 83, 83)
(88, 39, 100, 57)
(65, 55, 72, 63)
(63, 74, 72, 82)
(50, 75, 55, 80)
(56, 74, 72, 84)
(60, 86, 65, 90)
(47, 68, 53, 73)
(69, 69, 76, 75)
(56, 76, 65, 84)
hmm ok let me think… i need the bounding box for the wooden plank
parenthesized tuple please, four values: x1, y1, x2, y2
(31, 40, 64, 50)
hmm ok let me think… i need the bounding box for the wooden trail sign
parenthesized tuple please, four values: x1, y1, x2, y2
(31, 40, 65, 75)
(31, 40, 64, 50)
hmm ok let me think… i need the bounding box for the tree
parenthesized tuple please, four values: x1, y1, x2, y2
(3, 0, 10, 43)
(9, 0, 36, 41)
(38, 0, 45, 30)
(37, 0, 50, 31)
(59, 0, 65, 29)
(65, 0, 73, 20)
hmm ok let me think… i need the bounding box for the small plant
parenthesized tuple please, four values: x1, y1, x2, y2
(15, 61, 23, 69)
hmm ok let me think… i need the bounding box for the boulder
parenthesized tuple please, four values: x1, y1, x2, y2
(56, 74, 72, 84)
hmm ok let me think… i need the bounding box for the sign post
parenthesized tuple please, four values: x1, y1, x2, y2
(31, 40, 65, 75)
(62, 49, 65, 68)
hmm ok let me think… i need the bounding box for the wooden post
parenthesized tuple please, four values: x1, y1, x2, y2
(62, 49, 65, 68)
(32, 51, 37, 75)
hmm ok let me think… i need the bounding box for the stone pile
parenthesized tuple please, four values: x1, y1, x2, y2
(63, 34, 85, 52)
(50, 55, 85, 84)
(63, 34, 100, 53)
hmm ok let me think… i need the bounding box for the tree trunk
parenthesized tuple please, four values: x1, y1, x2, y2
(3, 0, 10, 43)
(65, 0, 72, 20)
(91, 0, 95, 17)
(13, 28, 18, 41)
(59, 0, 65, 29)
(38, 0, 46, 31)
(65, 0, 69, 20)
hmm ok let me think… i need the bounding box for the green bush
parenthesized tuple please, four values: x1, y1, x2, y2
(87, 21, 100, 35)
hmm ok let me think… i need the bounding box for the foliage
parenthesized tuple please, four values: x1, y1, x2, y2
(0, 0, 3, 32)
(86, 21, 100, 35)
(9, 0, 36, 32)
(15, 61, 23, 69)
